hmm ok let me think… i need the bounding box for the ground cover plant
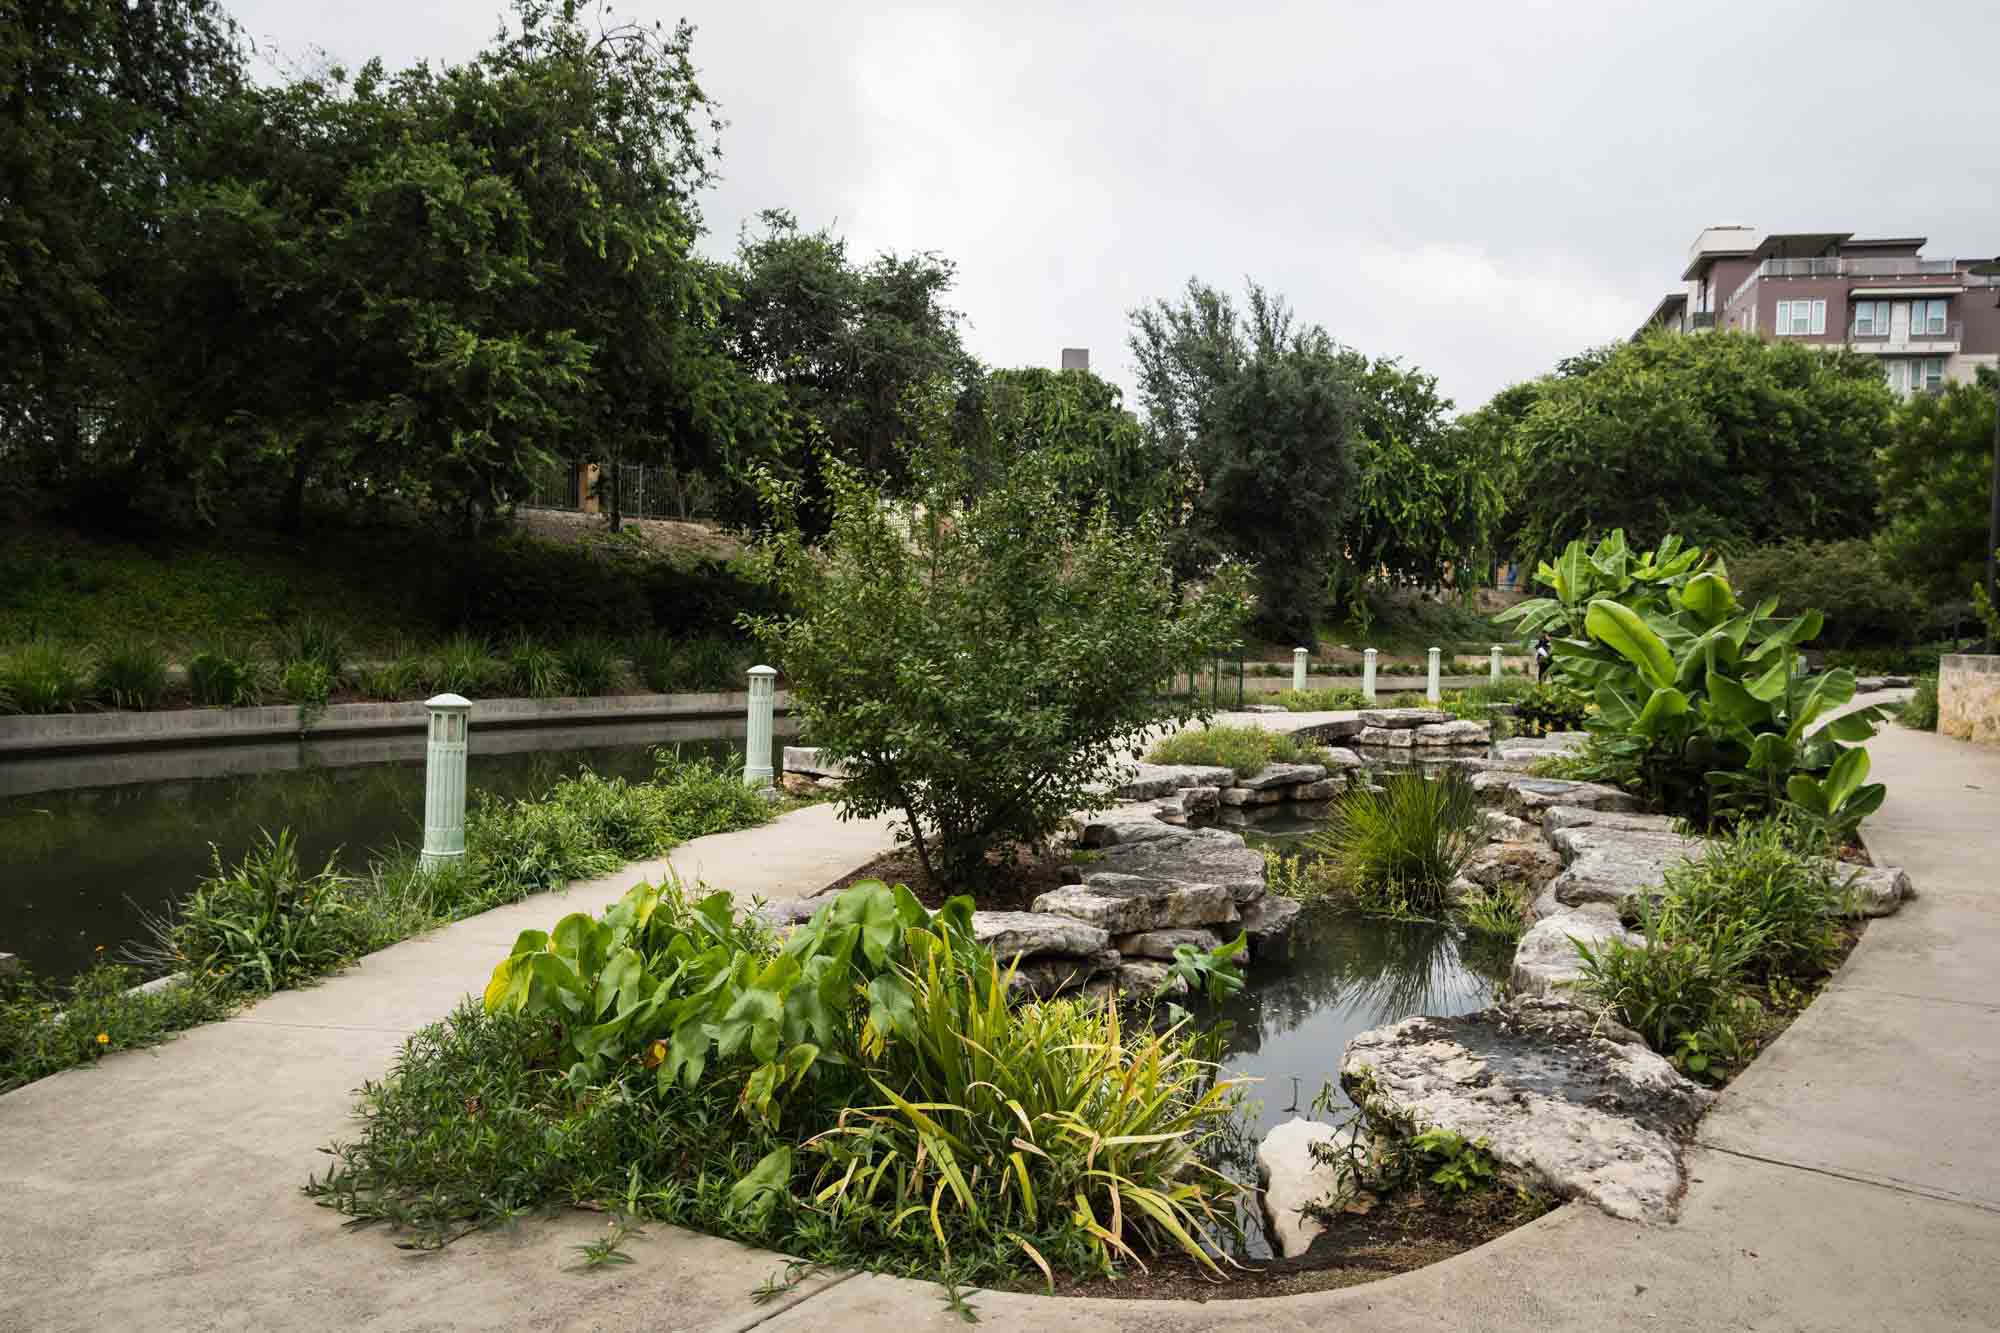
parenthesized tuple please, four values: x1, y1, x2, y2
(306, 877, 1249, 1286)
(1144, 724, 1331, 779)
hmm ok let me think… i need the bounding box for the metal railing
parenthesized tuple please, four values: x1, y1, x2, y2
(1687, 311, 1717, 330)
(1854, 320, 1964, 344)
(1733, 255, 1968, 305)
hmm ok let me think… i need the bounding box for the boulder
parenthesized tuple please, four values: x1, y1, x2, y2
(750, 897, 826, 934)
(1182, 785, 1221, 815)
(1256, 1118, 1350, 1258)
(1540, 805, 1684, 838)
(1033, 873, 1240, 933)
(1239, 762, 1328, 790)
(1291, 777, 1346, 801)
(1219, 785, 1287, 806)
(783, 746, 853, 780)
(1342, 997, 1713, 1223)
(1834, 864, 1912, 917)
(1007, 950, 1121, 999)
(1511, 908, 1640, 994)
(1238, 894, 1304, 958)
(1482, 812, 1536, 842)
(1493, 732, 1590, 764)
(1461, 841, 1564, 895)
(1074, 803, 1183, 848)
(1413, 719, 1491, 746)
(1111, 762, 1237, 801)
(1471, 772, 1642, 816)
(1317, 747, 1365, 770)
(1113, 958, 1188, 998)
(1292, 717, 1366, 742)
(973, 911, 1113, 961)
(1115, 927, 1224, 959)
(1358, 707, 1450, 728)
(1356, 726, 1418, 749)
(1091, 828, 1269, 903)
(1546, 825, 1701, 911)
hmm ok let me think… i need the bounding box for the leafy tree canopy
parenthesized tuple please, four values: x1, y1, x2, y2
(1874, 368, 1997, 605)
(951, 366, 1171, 526)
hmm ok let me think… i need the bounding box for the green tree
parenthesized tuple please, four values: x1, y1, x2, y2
(1335, 354, 1505, 605)
(952, 366, 1171, 524)
(1498, 331, 1890, 567)
(1874, 369, 1998, 606)
(1128, 279, 1355, 644)
(745, 396, 1249, 888)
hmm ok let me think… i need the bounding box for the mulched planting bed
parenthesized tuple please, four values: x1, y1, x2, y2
(815, 844, 1077, 912)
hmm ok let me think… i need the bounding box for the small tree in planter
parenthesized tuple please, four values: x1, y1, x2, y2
(744, 432, 1249, 890)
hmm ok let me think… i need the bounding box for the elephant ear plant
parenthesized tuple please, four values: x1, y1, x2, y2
(1512, 537, 1890, 830)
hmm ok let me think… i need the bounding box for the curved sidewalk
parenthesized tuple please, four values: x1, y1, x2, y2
(4, 730, 1997, 1331)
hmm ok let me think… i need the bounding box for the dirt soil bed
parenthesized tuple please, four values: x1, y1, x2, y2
(815, 844, 1075, 913)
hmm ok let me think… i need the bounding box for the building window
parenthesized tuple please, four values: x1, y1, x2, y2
(1887, 358, 1947, 395)
(1775, 299, 1825, 335)
(1909, 298, 1948, 335)
(1851, 300, 1890, 336)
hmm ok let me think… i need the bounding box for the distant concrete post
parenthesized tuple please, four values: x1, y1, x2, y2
(1426, 647, 1442, 703)
(420, 693, 472, 874)
(1490, 644, 1504, 686)
(1362, 648, 1378, 704)
(1292, 647, 1308, 691)
(744, 666, 777, 788)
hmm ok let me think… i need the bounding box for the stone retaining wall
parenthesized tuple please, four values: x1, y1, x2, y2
(1940, 654, 2000, 746)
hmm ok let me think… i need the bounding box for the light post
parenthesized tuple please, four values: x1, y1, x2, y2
(1968, 258, 2000, 653)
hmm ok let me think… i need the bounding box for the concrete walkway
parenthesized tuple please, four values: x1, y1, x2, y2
(5, 723, 1999, 1330)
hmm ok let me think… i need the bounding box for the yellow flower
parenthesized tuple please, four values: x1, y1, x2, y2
(96, 1032, 110, 1045)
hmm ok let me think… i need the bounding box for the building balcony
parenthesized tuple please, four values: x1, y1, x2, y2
(1847, 321, 1962, 353)
(1730, 255, 1968, 305)
(1687, 311, 1717, 331)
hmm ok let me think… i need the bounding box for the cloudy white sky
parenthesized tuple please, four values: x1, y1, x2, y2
(227, 0, 2000, 412)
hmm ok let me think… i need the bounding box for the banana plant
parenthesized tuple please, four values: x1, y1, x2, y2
(1786, 747, 1886, 846)
(1496, 529, 1708, 639)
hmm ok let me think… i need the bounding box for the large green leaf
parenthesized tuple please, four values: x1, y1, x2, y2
(1633, 687, 1691, 737)
(1820, 746, 1871, 811)
(1678, 572, 1737, 628)
(1705, 668, 1769, 728)
(1585, 598, 1676, 691)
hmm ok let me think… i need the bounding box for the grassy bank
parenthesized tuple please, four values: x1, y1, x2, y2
(0, 754, 776, 1092)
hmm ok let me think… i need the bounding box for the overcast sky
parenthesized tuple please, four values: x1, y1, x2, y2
(226, 0, 2000, 413)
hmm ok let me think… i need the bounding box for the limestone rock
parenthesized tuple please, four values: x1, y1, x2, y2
(1511, 909, 1641, 995)
(1256, 1118, 1350, 1258)
(1342, 997, 1712, 1223)
(1472, 773, 1642, 817)
(1356, 725, 1417, 749)
(1113, 958, 1188, 998)
(1091, 828, 1268, 903)
(1239, 761, 1328, 790)
(1219, 785, 1286, 806)
(1834, 864, 1911, 917)
(1074, 803, 1184, 848)
(1482, 812, 1536, 843)
(1244, 703, 1288, 714)
(1115, 927, 1224, 959)
(1238, 894, 1304, 958)
(1292, 777, 1346, 801)
(1292, 717, 1366, 742)
(1547, 826, 1700, 910)
(973, 911, 1113, 961)
(1111, 762, 1237, 801)
(1540, 805, 1684, 838)
(1358, 707, 1450, 728)
(1461, 841, 1563, 894)
(1413, 719, 1491, 746)
(1493, 732, 1590, 765)
(1007, 950, 1121, 998)
(1033, 873, 1239, 933)
(783, 746, 853, 779)
(1182, 785, 1221, 815)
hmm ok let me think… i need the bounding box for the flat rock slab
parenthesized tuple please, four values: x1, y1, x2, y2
(1413, 719, 1491, 746)
(782, 746, 853, 779)
(973, 911, 1112, 961)
(1219, 785, 1286, 806)
(1257, 1118, 1350, 1258)
(1472, 772, 1643, 816)
(1007, 950, 1120, 999)
(1462, 841, 1564, 894)
(1115, 927, 1224, 959)
(1238, 894, 1304, 958)
(1290, 717, 1365, 742)
(1342, 998, 1712, 1223)
(1541, 805, 1684, 837)
(1292, 777, 1346, 801)
(1111, 762, 1238, 801)
(1089, 827, 1268, 903)
(1034, 873, 1240, 933)
(1482, 812, 1536, 843)
(1359, 708, 1450, 728)
(1356, 726, 1417, 748)
(1511, 909, 1641, 994)
(1547, 828, 1701, 910)
(1239, 761, 1328, 790)
(1073, 803, 1183, 848)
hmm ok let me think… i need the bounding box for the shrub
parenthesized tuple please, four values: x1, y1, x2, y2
(356, 646, 430, 700)
(1650, 820, 1839, 981)
(2, 637, 91, 713)
(438, 534, 650, 637)
(747, 444, 1248, 887)
(1730, 539, 1919, 650)
(1900, 675, 1939, 731)
(674, 636, 745, 692)
(1573, 918, 1767, 1056)
(162, 831, 371, 994)
(1146, 724, 1282, 779)
(1276, 686, 1364, 711)
(427, 634, 504, 696)
(187, 640, 264, 706)
(1512, 682, 1590, 736)
(504, 635, 569, 698)
(1459, 885, 1528, 941)
(556, 635, 621, 696)
(279, 659, 334, 710)
(94, 638, 168, 709)
(308, 878, 1245, 1283)
(1306, 771, 1483, 915)
(2, 963, 226, 1092)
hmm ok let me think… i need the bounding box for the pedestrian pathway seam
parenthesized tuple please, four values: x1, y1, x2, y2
(1835, 985, 2000, 1012)
(716, 1268, 863, 1333)
(1693, 1143, 2000, 1216)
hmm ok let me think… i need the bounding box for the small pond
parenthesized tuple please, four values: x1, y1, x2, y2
(0, 718, 794, 980)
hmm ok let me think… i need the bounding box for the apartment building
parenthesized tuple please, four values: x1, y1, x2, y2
(1637, 225, 2000, 395)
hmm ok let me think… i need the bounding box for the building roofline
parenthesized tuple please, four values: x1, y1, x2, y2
(1635, 292, 1686, 340)
(1747, 232, 1854, 262)
(1845, 236, 1928, 250)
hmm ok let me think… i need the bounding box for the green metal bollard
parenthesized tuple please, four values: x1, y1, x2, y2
(1426, 647, 1442, 703)
(1363, 647, 1378, 704)
(744, 666, 777, 788)
(1490, 644, 1503, 686)
(1292, 647, 1308, 692)
(420, 693, 472, 874)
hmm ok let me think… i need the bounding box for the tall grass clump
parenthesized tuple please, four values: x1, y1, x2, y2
(356, 644, 430, 700)
(154, 830, 370, 994)
(279, 659, 334, 710)
(627, 631, 678, 693)
(504, 635, 569, 698)
(94, 638, 169, 709)
(556, 634, 621, 696)
(1305, 771, 1483, 915)
(274, 617, 348, 678)
(1145, 724, 1329, 779)
(2, 638, 92, 713)
(1900, 674, 1939, 732)
(187, 639, 264, 706)
(427, 633, 503, 696)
